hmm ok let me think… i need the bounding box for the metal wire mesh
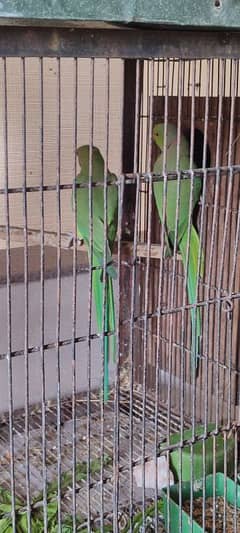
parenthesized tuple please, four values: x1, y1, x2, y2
(0, 43, 240, 533)
(0, 390, 189, 530)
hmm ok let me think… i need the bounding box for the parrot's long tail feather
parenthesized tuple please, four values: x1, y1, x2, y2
(107, 276, 116, 362)
(179, 225, 203, 374)
(92, 265, 116, 401)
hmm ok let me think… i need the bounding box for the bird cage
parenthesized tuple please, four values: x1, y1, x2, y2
(1, 1, 240, 532)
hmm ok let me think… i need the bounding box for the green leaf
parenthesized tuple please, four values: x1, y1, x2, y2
(122, 499, 164, 533)
(46, 480, 58, 500)
(0, 455, 113, 533)
(91, 527, 113, 533)
(0, 490, 12, 507)
(0, 488, 23, 508)
(0, 504, 12, 515)
(0, 517, 12, 533)
(31, 517, 45, 533)
(60, 513, 86, 532)
(16, 512, 29, 533)
(33, 455, 113, 509)
(46, 501, 58, 521)
(49, 518, 71, 533)
(87, 459, 102, 476)
(61, 526, 74, 533)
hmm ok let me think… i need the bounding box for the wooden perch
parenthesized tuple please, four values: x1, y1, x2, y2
(119, 241, 180, 259)
(0, 225, 181, 260)
(0, 225, 78, 249)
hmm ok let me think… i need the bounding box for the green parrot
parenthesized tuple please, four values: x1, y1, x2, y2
(152, 123, 203, 374)
(74, 145, 118, 400)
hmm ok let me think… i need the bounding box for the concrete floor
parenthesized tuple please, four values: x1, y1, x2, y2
(0, 272, 116, 413)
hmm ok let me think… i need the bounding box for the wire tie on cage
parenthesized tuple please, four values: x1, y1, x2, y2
(222, 298, 233, 320)
(225, 131, 240, 158)
(227, 421, 240, 439)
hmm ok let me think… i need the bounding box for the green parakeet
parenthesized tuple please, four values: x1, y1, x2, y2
(152, 123, 203, 373)
(74, 145, 118, 400)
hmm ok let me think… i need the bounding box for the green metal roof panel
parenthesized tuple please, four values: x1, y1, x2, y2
(0, 0, 240, 29)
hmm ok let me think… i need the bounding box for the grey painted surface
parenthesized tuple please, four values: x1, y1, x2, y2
(0, 0, 239, 30)
(0, 273, 116, 413)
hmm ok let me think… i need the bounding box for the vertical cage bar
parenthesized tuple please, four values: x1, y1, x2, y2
(22, 56, 31, 532)
(200, 57, 211, 533)
(56, 56, 62, 531)
(141, 58, 154, 528)
(113, 57, 126, 533)
(71, 56, 78, 532)
(128, 175, 140, 533)
(160, 57, 170, 533)
(39, 56, 48, 532)
(99, 57, 111, 532)
(121, 58, 142, 391)
(188, 59, 197, 531)
(87, 56, 94, 532)
(233, 429, 239, 532)
(225, 67, 237, 421)
(205, 57, 223, 432)
(141, 176, 153, 529)
(220, 59, 237, 532)
(127, 58, 141, 532)
(3, 56, 16, 532)
(169, 58, 179, 400)
(211, 57, 224, 533)
(202, 59, 214, 482)
(113, 165, 124, 533)
(215, 58, 227, 432)
(176, 58, 184, 533)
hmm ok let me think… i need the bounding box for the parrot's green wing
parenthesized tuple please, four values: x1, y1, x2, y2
(153, 127, 203, 373)
(153, 152, 202, 242)
(74, 146, 118, 400)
